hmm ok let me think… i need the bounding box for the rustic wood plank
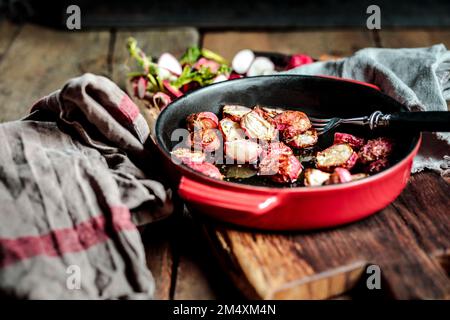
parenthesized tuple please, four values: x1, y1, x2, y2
(202, 29, 375, 61)
(0, 20, 21, 62)
(0, 24, 110, 122)
(378, 28, 450, 48)
(172, 213, 243, 300)
(141, 220, 174, 300)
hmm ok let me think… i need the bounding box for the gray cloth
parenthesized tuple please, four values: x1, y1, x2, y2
(283, 44, 450, 176)
(0, 73, 172, 299)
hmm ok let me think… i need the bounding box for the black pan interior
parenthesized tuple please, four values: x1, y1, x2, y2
(156, 75, 420, 187)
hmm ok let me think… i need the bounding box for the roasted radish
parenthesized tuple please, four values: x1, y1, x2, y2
(333, 132, 365, 150)
(219, 118, 245, 142)
(222, 105, 251, 122)
(304, 168, 331, 186)
(274, 110, 312, 139)
(170, 148, 205, 164)
(241, 110, 277, 141)
(191, 129, 221, 152)
(285, 129, 318, 149)
(187, 112, 219, 131)
(316, 143, 358, 172)
(358, 137, 394, 164)
(225, 139, 262, 164)
(326, 168, 353, 185)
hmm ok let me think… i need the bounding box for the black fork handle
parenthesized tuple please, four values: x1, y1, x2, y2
(387, 112, 450, 132)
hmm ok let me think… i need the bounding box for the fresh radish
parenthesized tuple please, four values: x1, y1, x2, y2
(232, 49, 255, 74)
(162, 80, 183, 98)
(152, 92, 172, 110)
(158, 52, 182, 75)
(246, 57, 275, 77)
(287, 54, 314, 69)
(194, 57, 220, 73)
(212, 74, 228, 83)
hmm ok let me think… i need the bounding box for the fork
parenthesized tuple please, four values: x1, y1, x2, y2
(309, 111, 450, 135)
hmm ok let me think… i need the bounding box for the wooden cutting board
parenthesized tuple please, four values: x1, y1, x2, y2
(200, 171, 450, 299)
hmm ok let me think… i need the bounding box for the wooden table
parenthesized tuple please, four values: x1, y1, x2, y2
(0, 20, 449, 299)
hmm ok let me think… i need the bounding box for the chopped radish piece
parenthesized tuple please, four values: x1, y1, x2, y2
(194, 57, 220, 73)
(232, 49, 255, 74)
(162, 80, 183, 98)
(304, 168, 331, 186)
(225, 140, 262, 164)
(186, 112, 219, 131)
(158, 52, 182, 75)
(152, 92, 172, 110)
(213, 74, 228, 83)
(246, 57, 275, 77)
(287, 54, 314, 70)
(222, 105, 251, 122)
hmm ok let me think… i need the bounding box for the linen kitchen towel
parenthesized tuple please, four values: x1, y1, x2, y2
(284, 44, 450, 176)
(0, 73, 172, 299)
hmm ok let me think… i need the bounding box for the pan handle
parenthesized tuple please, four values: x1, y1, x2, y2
(178, 176, 281, 216)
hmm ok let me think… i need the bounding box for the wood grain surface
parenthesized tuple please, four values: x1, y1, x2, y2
(0, 24, 110, 122)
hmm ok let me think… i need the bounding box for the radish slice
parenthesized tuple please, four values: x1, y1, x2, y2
(213, 74, 228, 83)
(246, 57, 275, 77)
(158, 53, 182, 75)
(162, 80, 183, 98)
(232, 49, 255, 74)
(194, 57, 220, 73)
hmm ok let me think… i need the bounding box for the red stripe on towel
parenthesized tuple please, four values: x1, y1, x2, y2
(0, 206, 135, 268)
(118, 94, 140, 122)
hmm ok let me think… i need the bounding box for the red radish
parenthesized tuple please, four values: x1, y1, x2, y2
(328, 168, 353, 184)
(228, 72, 243, 80)
(246, 57, 275, 77)
(186, 112, 219, 131)
(170, 148, 205, 164)
(225, 140, 262, 164)
(270, 154, 303, 184)
(186, 162, 223, 180)
(194, 57, 220, 73)
(219, 118, 245, 142)
(304, 168, 331, 186)
(213, 74, 228, 83)
(152, 92, 172, 110)
(334, 132, 365, 150)
(316, 143, 358, 172)
(274, 110, 312, 139)
(286, 54, 314, 70)
(365, 158, 389, 174)
(163, 80, 183, 98)
(241, 110, 277, 141)
(222, 105, 251, 122)
(259, 142, 296, 178)
(191, 129, 221, 152)
(132, 76, 148, 99)
(158, 52, 182, 75)
(358, 137, 394, 164)
(285, 129, 318, 149)
(232, 49, 255, 74)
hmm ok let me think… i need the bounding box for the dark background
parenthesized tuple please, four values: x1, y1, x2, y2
(1, 0, 450, 28)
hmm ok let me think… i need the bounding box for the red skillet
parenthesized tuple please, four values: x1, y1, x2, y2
(154, 75, 421, 230)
